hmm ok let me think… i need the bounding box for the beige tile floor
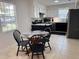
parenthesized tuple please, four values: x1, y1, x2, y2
(0, 34, 79, 59)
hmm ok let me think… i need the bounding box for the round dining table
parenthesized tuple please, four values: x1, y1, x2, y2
(22, 30, 49, 56)
(23, 30, 49, 38)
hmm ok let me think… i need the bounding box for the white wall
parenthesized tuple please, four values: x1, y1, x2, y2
(47, 3, 75, 22)
(15, 0, 34, 33)
(0, 0, 34, 51)
(33, 0, 47, 18)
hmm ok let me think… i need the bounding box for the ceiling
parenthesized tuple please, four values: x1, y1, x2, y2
(38, 0, 76, 6)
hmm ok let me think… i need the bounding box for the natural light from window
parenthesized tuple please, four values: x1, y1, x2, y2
(58, 8, 69, 19)
(0, 2, 16, 32)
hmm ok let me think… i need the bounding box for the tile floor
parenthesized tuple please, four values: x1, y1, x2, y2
(0, 34, 79, 59)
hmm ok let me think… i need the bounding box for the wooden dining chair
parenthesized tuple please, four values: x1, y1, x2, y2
(29, 35, 45, 59)
(13, 30, 29, 56)
(44, 28, 51, 50)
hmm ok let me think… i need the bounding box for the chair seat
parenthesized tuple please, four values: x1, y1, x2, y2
(44, 38, 49, 42)
(19, 40, 29, 46)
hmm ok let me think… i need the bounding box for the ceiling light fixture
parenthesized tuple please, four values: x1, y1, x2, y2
(68, 0, 71, 1)
(54, 0, 59, 3)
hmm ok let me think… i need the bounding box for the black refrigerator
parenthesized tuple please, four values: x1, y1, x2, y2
(67, 9, 79, 39)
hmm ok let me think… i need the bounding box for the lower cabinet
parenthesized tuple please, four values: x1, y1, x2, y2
(31, 23, 67, 34)
(53, 23, 67, 34)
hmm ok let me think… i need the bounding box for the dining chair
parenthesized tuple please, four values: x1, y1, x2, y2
(29, 35, 45, 59)
(44, 28, 51, 50)
(13, 30, 29, 56)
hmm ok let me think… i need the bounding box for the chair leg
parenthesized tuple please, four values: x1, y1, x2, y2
(48, 42, 51, 50)
(32, 53, 33, 59)
(25, 45, 29, 56)
(16, 46, 20, 56)
(42, 52, 45, 59)
(21, 45, 24, 51)
(37, 52, 39, 59)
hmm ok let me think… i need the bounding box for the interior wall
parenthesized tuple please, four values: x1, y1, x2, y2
(0, 0, 34, 51)
(15, 0, 34, 33)
(46, 3, 75, 22)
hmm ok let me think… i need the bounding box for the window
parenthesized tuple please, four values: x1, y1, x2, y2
(58, 8, 69, 19)
(0, 2, 16, 32)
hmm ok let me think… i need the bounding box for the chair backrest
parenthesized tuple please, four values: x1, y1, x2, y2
(13, 30, 22, 46)
(29, 35, 43, 45)
(44, 27, 51, 37)
(44, 27, 51, 34)
(29, 35, 45, 52)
